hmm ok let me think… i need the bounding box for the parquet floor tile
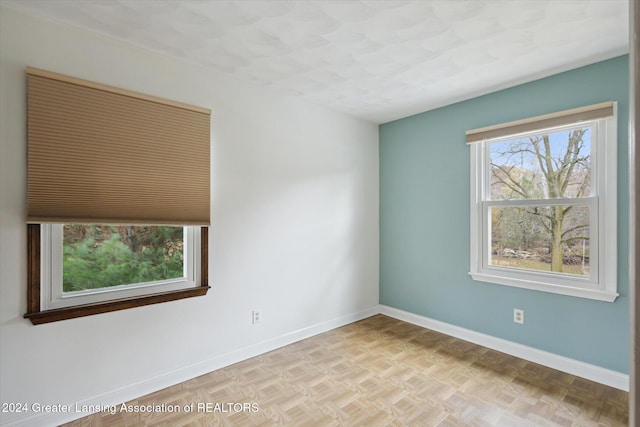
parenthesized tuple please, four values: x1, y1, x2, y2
(65, 315, 628, 426)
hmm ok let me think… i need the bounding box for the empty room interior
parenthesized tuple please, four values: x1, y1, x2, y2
(0, 1, 637, 426)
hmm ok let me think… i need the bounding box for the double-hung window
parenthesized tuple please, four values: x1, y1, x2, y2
(468, 102, 617, 302)
(25, 67, 211, 324)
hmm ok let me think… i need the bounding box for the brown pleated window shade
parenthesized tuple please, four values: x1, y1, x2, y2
(465, 101, 614, 144)
(27, 67, 211, 225)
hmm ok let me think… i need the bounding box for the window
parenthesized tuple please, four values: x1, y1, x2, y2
(24, 67, 211, 324)
(40, 224, 202, 310)
(468, 103, 617, 301)
(26, 225, 209, 324)
(25, 224, 209, 325)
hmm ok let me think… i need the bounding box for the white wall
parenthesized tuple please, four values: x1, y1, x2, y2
(0, 7, 379, 426)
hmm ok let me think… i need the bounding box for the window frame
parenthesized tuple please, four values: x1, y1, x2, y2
(43, 224, 200, 310)
(469, 111, 617, 302)
(25, 224, 210, 324)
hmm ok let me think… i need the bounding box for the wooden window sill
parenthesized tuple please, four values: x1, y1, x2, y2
(24, 286, 210, 325)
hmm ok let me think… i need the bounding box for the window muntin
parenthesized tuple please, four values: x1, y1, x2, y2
(470, 111, 617, 302)
(41, 224, 201, 310)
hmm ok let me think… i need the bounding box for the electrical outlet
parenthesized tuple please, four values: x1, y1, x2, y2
(252, 309, 262, 324)
(513, 308, 524, 324)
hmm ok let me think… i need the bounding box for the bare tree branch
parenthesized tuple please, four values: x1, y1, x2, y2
(561, 223, 589, 237)
(490, 164, 530, 198)
(562, 236, 590, 244)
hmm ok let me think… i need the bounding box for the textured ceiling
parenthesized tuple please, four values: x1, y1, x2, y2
(3, 0, 629, 123)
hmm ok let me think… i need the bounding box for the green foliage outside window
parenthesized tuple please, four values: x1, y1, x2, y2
(62, 225, 184, 292)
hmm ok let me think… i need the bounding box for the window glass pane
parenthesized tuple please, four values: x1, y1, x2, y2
(489, 127, 592, 200)
(63, 225, 184, 292)
(489, 205, 590, 276)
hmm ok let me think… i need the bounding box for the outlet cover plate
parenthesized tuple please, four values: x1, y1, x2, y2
(514, 308, 524, 324)
(252, 310, 262, 324)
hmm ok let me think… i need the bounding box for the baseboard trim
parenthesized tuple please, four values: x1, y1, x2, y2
(378, 304, 629, 391)
(1, 306, 379, 427)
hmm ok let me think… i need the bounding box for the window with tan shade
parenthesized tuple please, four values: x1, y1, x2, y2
(24, 68, 211, 324)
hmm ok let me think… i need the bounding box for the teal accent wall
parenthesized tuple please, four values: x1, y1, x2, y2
(379, 56, 629, 373)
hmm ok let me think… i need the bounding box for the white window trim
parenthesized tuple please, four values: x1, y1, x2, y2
(469, 110, 617, 302)
(40, 225, 201, 310)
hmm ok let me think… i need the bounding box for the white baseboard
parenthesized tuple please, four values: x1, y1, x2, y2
(378, 304, 629, 391)
(1, 306, 379, 427)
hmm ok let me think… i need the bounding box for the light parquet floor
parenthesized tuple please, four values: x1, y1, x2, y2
(65, 315, 628, 426)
